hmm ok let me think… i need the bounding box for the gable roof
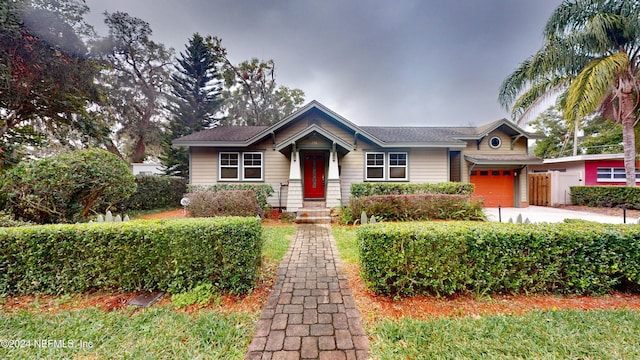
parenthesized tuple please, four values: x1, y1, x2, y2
(172, 100, 540, 148)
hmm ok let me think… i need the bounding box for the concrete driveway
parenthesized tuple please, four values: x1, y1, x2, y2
(484, 206, 638, 224)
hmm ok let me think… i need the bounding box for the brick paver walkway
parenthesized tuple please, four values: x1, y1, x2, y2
(245, 224, 369, 360)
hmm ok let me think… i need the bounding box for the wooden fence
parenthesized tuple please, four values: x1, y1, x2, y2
(528, 173, 551, 206)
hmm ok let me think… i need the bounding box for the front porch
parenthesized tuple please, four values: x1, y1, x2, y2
(278, 126, 351, 214)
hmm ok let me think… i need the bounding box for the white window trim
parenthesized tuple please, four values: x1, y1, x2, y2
(596, 167, 640, 183)
(219, 152, 240, 181)
(242, 152, 264, 181)
(365, 152, 386, 181)
(365, 151, 409, 181)
(388, 152, 408, 180)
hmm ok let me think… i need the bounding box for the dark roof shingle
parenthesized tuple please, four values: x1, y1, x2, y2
(175, 126, 268, 143)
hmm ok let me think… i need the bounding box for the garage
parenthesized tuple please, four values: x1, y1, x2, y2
(470, 169, 514, 207)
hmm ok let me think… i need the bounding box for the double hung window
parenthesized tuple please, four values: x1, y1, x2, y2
(365, 152, 408, 181)
(219, 152, 263, 181)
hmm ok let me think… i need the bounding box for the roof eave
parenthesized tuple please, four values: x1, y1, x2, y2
(377, 142, 467, 148)
(274, 124, 353, 151)
(465, 157, 543, 166)
(172, 140, 250, 147)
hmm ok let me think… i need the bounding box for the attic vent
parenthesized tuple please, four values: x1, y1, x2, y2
(489, 136, 502, 149)
(308, 118, 320, 126)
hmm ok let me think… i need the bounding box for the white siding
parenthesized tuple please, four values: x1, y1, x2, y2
(408, 148, 449, 182)
(190, 147, 217, 185)
(189, 143, 292, 208)
(339, 150, 364, 205)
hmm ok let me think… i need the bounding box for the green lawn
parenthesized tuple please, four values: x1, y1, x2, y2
(331, 225, 640, 359)
(262, 225, 296, 262)
(332, 225, 359, 264)
(0, 307, 254, 359)
(0, 223, 295, 360)
(369, 309, 640, 359)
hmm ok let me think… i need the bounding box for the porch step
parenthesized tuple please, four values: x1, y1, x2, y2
(295, 207, 331, 224)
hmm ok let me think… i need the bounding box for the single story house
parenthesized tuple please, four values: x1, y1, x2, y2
(528, 153, 640, 206)
(173, 100, 542, 210)
(529, 153, 640, 185)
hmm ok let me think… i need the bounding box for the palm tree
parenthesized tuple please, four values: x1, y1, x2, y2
(499, 0, 640, 186)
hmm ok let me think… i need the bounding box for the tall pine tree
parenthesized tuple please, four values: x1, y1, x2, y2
(161, 34, 222, 177)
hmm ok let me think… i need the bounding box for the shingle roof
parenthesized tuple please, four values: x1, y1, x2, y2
(465, 154, 543, 165)
(172, 100, 539, 146)
(175, 126, 268, 143)
(360, 126, 475, 143)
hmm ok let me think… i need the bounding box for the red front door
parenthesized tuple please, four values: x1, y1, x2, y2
(304, 152, 326, 199)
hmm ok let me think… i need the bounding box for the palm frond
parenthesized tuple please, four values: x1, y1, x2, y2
(512, 80, 568, 126)
(498, 58, 533, 110)
(565, 52, 628, 122)
(586, 12, 625, 48)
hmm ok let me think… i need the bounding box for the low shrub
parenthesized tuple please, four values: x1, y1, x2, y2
(350, 182, 474, 198)
(571, 186, 640, 209)
(342, 194, 485, 223)
(185, 190, 261, 217)
(2, 148, 136, 223)
(171, 282, 220, 308)
(0, 217, 263, 295)
(187, 184, 274, 209)
(359, 222, 640, 297)
(121, 175, 188, 211)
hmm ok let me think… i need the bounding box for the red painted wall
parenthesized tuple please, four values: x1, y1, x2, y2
(585, 160, 640, 185)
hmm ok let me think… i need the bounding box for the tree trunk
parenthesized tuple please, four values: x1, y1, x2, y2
(131, 135, 146, 163)
(105, 140, 125, 160)
(573, 117, 579, 156)
(620, 86, 637, 186)
(622, 115, 636, 186)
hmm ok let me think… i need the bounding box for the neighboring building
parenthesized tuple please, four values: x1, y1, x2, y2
(132, 162, 165, 176)
(529, 153, 640, 206)
(530, 153, 640, 186)
(173, 100, 542, 210)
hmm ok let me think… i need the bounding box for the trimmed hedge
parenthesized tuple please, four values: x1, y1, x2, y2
(351, 182, 474, 198)
(571, 186, 640, 210)
(188, 184, 274, 209)
(185, 190, 261, 217)
(0, 217, 263, 295)
(342, 194, 485, 223)
(122, 175, 188, 211)
(359, 222, 640, 297)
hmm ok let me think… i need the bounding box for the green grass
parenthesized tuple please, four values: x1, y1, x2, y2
(332, 225, 359, 264)
(369, 309, 640, 359)
(0, 306, 254, 359)
(262, 225, 295, 262)
(0, 223, 295, 359)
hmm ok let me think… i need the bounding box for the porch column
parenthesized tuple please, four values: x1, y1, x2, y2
(325, 146, 342, 208)
(286, 149, 303, 212)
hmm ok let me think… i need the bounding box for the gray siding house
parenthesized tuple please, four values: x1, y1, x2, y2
(173, 100, 541, 210)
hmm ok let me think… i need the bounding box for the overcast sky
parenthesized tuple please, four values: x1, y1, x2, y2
(83, 0, 563, 127)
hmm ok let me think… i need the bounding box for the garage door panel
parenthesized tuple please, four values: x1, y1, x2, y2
(470, 169, 514, 207)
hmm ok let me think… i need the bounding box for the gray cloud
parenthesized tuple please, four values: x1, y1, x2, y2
(84, 0, 562, 126)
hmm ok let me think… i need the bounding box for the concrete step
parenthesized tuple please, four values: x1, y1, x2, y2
(303, 201, 326, 208)
(295, 207, 331, 224)
(295, 216, 332, 224)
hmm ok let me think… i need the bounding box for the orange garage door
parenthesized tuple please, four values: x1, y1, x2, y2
(470, 169, 514, 207)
